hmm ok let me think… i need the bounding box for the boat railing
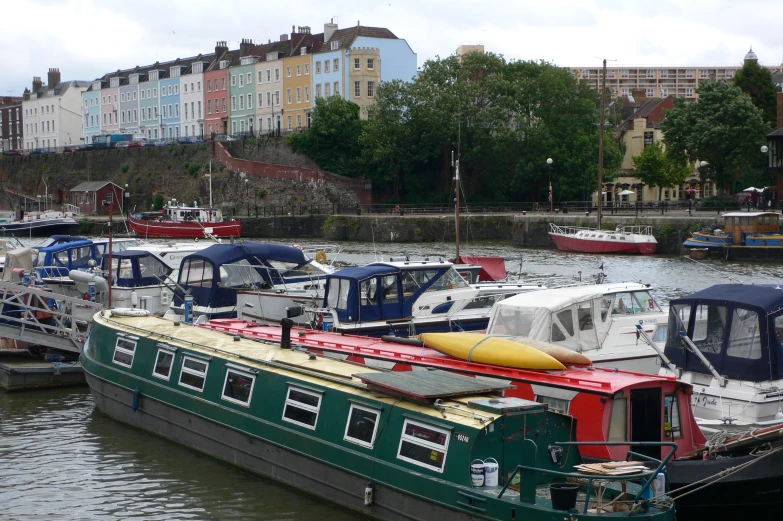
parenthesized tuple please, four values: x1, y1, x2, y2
(549, 223, 596, 236)
(617, 225, 654, 236)
(498, 441, 677, 514)
(63, 204, 81, 216)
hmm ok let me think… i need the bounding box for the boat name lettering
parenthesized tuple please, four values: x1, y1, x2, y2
(454, 432, 470, 443)
(698, 395, 718, 406)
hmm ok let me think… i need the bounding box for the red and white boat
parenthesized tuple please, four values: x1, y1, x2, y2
(129, 203, 241, 238)
(549, 223, 657, 254)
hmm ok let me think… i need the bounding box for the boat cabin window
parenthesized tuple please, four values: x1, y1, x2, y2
(397, 419, 450, 473)
(381, 275, 399, 304)
(552, 309, 574, 342)
(666, 304, 692, 351)
(608, 397, 627, 442)
(282, 386, 322, 429)
(71, 246, 93, 265)
(219, 260, 268, 288)
(138, 255, 169, 281)
(327, 279, 342, 307)
(402, 269, 439, 297)
(36, 250, 47, 267)
(464, 294, 500, 310)
(664, 394, 681, 438)
(360, 278, 378, 305)
(774, 315, 783, 348)
(152, 348, 175, 380)
(113, 258, 134, 281)
(692, 304, 726, 355)
(112, 337, 137, 368)
(182, 259, 213, 288)
(221, 368, 255, 406)
(55, 249, 70, 266)
(272, 260, 327, 278)
(343, 404, 381, 448)
(178, 356, 209, 392)
(577, 302, 594, 331)
(489, 307, 535, 336)
(726, 307, 762, 360)
(536, 395, 570, 414)
(425, 268, 469, 292)
(612, 291, 659, 315)
(652, 324, 668, 343)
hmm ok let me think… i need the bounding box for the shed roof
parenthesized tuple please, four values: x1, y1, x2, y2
(71, 181, 123, 192)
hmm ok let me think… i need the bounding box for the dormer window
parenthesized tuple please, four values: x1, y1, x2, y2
(110, 77, 119, 88)
(220, 60, 229, 70)
(170, 66, 181, 77)
(192, 62, 203, 74)
(330, 41, 339, 51)
(149, 70, 159, 81)
(130, 74, 139, 85)
(300, 47, 307, 56)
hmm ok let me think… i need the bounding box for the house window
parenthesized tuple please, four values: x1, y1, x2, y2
(286, 66, 291, 78)
(296, 87, 301, 103)
(607, 70, 615, 78)
(222, 367, 255, 406)
(178, 356, 208, 392)
(333, 59, 339, 72)
(726, 70, 734, 78)
(686, 88, 694, 97)
(152, 346, 175, 380)
(184, 84, 188, 93)
(316, 84, 321, 98)
(325, 83, 330, 97)
(258, 71, 263, 83)
(330, 40, 339, 50)
(207, 80, 212, 92)
(660, 70, 668, 78)
(247, 93, 252, 109)
(316, 62, 321, 74)
(112, 336, 137, 368)
(222, 98, 226, 112)
(297, 114, 302, 128)
(397, 419, 450, 472)
(647, 69, 654, 78)
(275, 91, 280, 105)
(621, 70, 628, 78)
(325, 60, 330, 73)
(232, 120, 237, 134)
(354, 81, 361, 97)
(296, 65, 301, 76)
(287, 115, 292, 130)
(222, 77, 226, 90)
(239, 95, 244, 110)
(344, 404, 381, 448)
(367, 58, 375, 70)
(367, 81, 375, 98)
(700, 69, 709, 78)
(246, 72, 251, 85)
(267, 69, 271, 82)
(239, 74, 244, 88)
(304, 64, 309, 75)
(231, 96, 236, 111)
(257, 92, 263, 108)
(305, 86, 310, 102)
(282, 386, 322, 429)
(686, 69, 694, 78)
(232, 75, 237, 87)
(275, 68, 280, 81)
(287, 89, 292, 104)
(621, 88, 629, 96)
(267, 91, 271, 106)
(354, 58, 360, 70)
(334, 82, 339, 96)
(646, 88, 654, 97)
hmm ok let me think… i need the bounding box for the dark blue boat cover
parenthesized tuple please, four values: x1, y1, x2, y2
(664, 284, 783, 382)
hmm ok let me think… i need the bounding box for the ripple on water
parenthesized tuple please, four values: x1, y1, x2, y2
(0, 389, 365, 521)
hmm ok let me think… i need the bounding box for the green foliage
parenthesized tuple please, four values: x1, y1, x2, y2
(661, 81, 769, 194)
(152, 194, 164, 210)
(121, 163, 129, 174)
(188, 164, 200, 176)
(695, 195, 741, 211)
(257, 190, 267, 199)
(734, 58, 779, 128)
(287, 96, 365, 177)
(632, 142, 690, 200)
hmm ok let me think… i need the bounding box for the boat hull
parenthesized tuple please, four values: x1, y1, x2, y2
(84, 371, 502, 521)
(0, 218, 79, 237)
(667, 450, 783, 519)
(129, 216, 242, 238)
(333, 316, 490, 338)
(550, 233, 656, 254)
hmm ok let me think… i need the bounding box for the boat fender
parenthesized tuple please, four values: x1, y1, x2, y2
(381, 335, 423, 347)
(364, 482, 374, 506)
(131, 291, 138, 308)
(132, 387, 141, 412)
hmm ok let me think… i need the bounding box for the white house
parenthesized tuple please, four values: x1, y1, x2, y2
(22, 69, 89, 151)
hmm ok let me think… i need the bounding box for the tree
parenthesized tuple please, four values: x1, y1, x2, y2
(287, 96, 365, 177)
(632, 142, 690, 200)
(661, 81, 769, 194)
(734, 58, 778, 128)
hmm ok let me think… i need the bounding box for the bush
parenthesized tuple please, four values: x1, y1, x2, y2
(695, 196, 741, 211)
(121, 163, 129, 173)
(188, 164, 200, 176)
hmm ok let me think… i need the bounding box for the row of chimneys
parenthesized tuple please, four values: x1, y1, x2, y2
(215, 20, 341, 60)
(25, 69, 61, 100)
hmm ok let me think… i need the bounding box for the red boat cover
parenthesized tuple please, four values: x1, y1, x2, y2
(458, 256, 507, 282)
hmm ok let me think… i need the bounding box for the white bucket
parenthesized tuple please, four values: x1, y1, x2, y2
(483, 458, 499, 487)
(470, 459, 485, 487)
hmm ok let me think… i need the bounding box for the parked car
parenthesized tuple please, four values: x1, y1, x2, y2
(130, 139, 148, 148)
(64, 144, 84, 152)
(2, 149, 23, 157)
(151, 139, 169, 147)
(114, 141, 131, 148)
(214, 134, 236, 143)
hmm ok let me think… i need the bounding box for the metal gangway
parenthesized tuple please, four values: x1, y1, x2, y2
(0, 281, 104, 353)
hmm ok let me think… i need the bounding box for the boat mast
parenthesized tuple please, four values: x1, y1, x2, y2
(597, 58, 607, 229)
(453, 151, 460, 261)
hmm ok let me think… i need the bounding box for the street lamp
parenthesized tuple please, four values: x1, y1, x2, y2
(547, 157, 553, 213)
(124, 183, 130, 215)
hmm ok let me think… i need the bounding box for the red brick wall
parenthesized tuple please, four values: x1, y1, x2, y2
(213, 142, 372, 207)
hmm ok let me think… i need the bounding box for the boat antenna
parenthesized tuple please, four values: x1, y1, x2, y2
(684, 256, 745, 284)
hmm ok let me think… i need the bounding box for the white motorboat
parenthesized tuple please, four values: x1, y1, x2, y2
(486, 281, 668, 373)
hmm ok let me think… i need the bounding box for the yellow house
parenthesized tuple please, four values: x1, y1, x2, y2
(282, 48, 314, 132)
(347, 47, 381, 118)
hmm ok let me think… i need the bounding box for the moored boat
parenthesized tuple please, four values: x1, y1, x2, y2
(129, 202, 241, 238)
(683, 211, 783, 260)
(0, 208, 80, 237)
(83, 310, 676, 520)
(550, 223, 657, 254)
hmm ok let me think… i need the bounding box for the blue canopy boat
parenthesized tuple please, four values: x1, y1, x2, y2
(171, 242, 331, 321)
(309, 261, 544, 337)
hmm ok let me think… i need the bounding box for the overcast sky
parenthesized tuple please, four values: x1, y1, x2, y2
(3, 0, 782, 95)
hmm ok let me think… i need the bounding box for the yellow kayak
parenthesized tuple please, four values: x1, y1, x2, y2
(504, 337, 593, 366)
(418, 332, 566, 371)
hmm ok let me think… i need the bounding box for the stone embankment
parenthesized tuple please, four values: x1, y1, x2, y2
(236, 212, 724, 254)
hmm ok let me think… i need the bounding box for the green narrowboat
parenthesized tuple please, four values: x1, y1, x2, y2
(81, 310, 676, 521)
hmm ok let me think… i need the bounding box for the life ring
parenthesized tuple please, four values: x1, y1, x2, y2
(315, 250, 327, 264)
(395, 205, 401, 213)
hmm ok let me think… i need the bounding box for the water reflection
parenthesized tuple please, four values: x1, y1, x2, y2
(0, 388, 363, 521)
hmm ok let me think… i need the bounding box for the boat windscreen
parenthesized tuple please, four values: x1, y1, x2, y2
(219, 260, 270, 288)
(611, 291, 661, 315)
(425, 267, 468, 292)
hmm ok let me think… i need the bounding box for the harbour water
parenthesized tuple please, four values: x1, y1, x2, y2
(3, 237, 783, 519)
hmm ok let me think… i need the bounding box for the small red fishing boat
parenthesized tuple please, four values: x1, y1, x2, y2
(129, 203, 241, 238)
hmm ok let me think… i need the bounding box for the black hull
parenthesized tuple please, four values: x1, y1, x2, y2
(84, 372, 481, 521)
(668, 451, 783, 519)
(0, 219, 80, 237)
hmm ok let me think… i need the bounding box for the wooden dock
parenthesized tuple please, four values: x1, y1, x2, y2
(0, 350, 84, 391)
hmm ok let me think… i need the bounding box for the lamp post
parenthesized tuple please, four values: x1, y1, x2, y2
(244, 178, 249, 217)
(124, 183, 130, 216)
(547, 157, 553, 213)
